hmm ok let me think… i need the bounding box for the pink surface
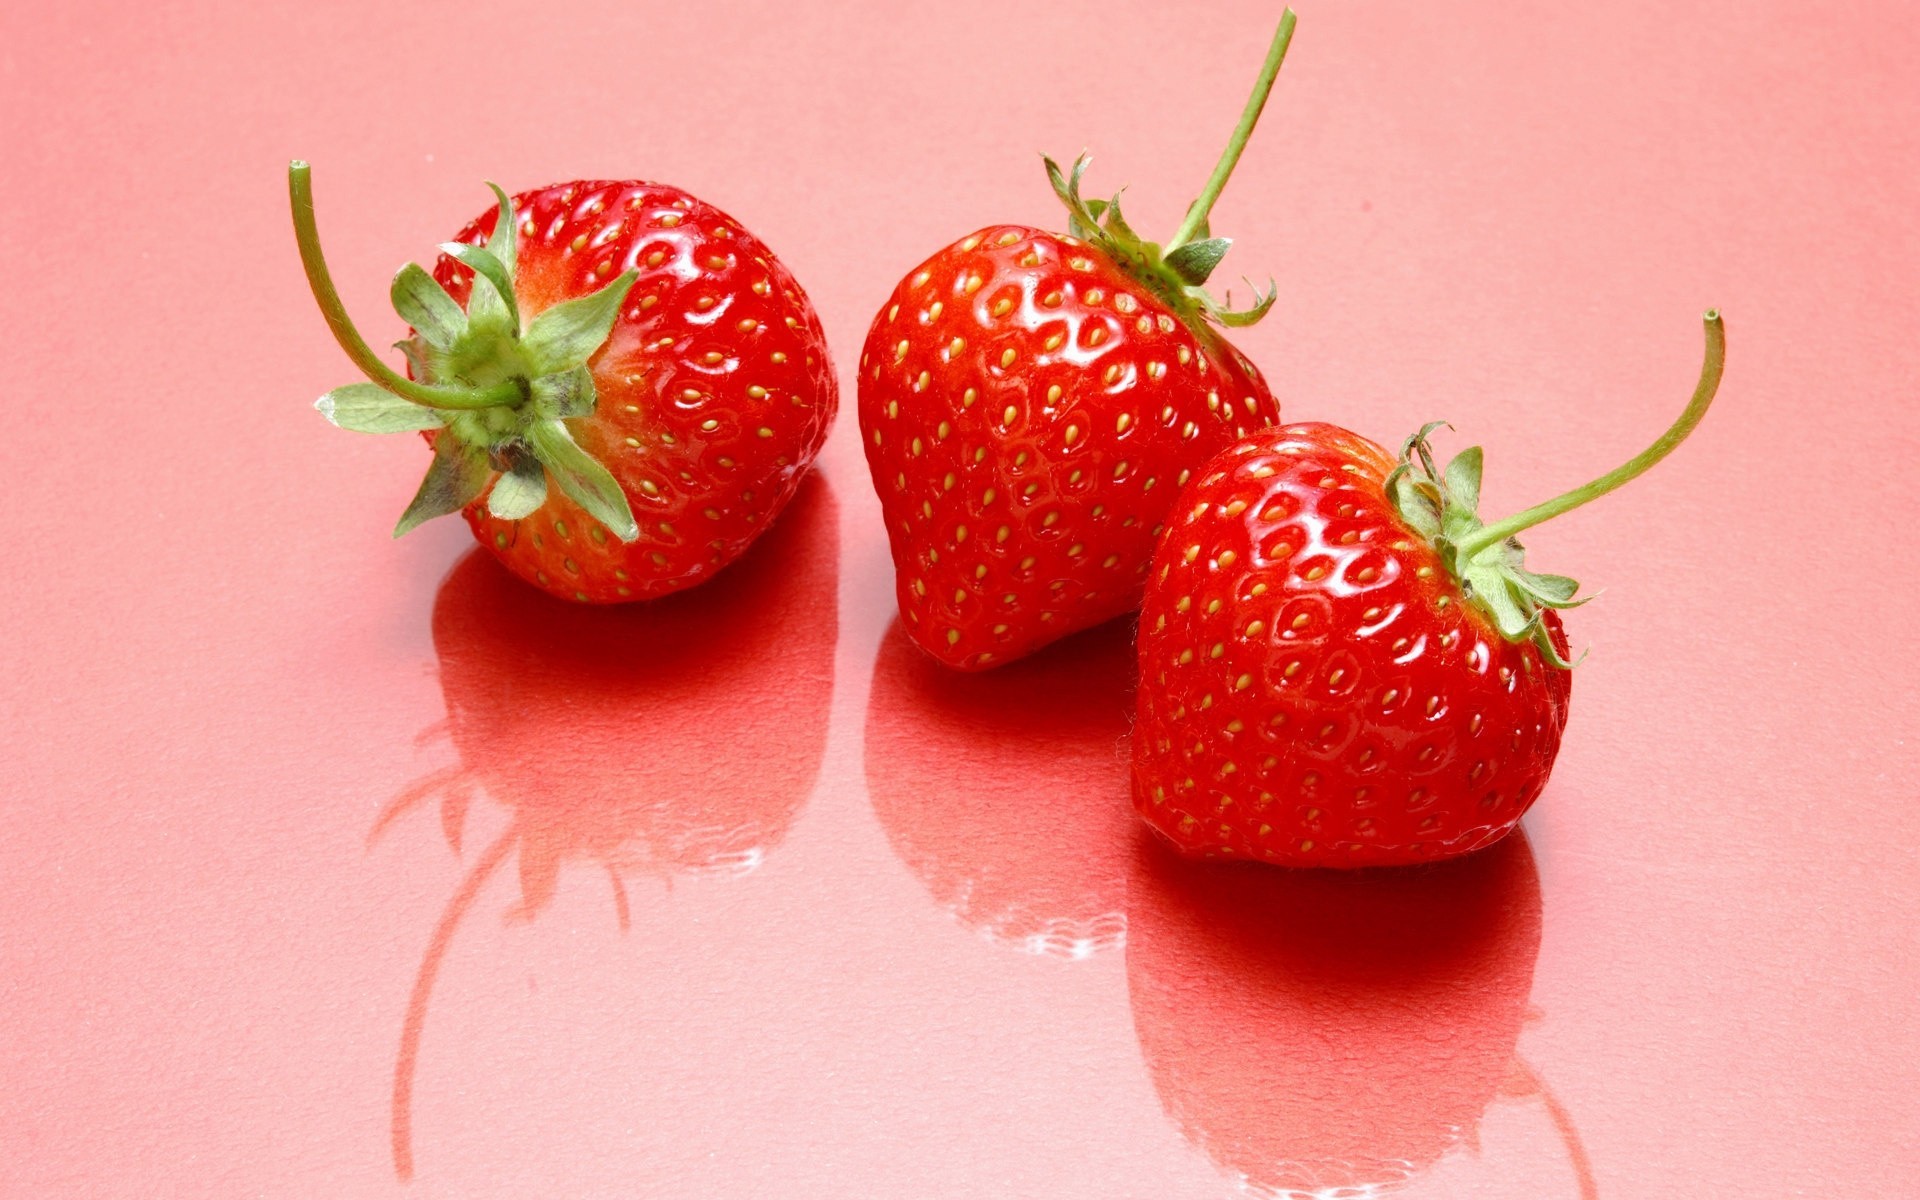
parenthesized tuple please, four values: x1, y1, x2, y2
(3, 1, 1917, 1196)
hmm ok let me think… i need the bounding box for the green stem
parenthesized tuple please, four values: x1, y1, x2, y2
(288, 161, 520, 411)
(1457, 310, 1727, 559)
(1165, 7, 1298, 251)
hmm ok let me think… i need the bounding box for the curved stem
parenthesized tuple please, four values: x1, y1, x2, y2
(1457, 310, 1726, 559)
(288, 161, 520, 411)
(1165, 8, 1298, 251)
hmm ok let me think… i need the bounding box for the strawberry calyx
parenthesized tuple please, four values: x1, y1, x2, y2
(1386, 311, 1728, 669)
(1386, 423, 1589, 668)
(1041, 7, 1296, 338)
(289, 161, 641, 542)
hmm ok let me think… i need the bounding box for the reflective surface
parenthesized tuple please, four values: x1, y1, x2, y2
(3, 1, 1917, 1196)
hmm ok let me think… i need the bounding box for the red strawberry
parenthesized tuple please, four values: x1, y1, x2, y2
(1133, 312, 1726, 866)
(857, 11, 1301, 669)
(1127, 831, 1552, 1195)
(372, 476, 838, 1179)
(290, 162, 834, 602)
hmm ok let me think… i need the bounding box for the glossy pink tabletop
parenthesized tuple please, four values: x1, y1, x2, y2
(4, 1, 1917, 1196)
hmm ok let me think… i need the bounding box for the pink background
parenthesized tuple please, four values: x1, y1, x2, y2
(4, 1, 1917, 1196)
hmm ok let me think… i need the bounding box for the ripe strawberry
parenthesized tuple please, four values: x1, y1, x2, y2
(1128, 831, 1545, 1195)
(858, 11, 1301, 669)
(290, 161, 834, 602)
(866, 620, 1135, 957)
(1133, 313, 1726, 866)
(372, 476, 838, 1179)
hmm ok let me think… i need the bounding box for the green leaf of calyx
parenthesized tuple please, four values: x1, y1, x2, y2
(439, 242, 520, 333)
(390, 264, 467, 350)
(1046, 154, 1105, 242)
(523, 271, 639, 375)
(531, 365, 598, 420)
(1385, 463, 1442, 537)
(1102, 191, 1142, 245)
(1164, 237, 1233, 286)
(395, 433, 493, 536)
(482, 183, 517, 279)
(316, 382, 445, 434)
(1208, 278, 1276, 328)
(526, 419, 638, 542)
(486, 452, 547, 520)
(1444, 446, 1483, 512)
(1466, 564, 1534, 640)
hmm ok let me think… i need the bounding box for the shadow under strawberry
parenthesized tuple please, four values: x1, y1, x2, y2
(371, 474, 838, 1180)
(1127, 831, 1595, 1198)
(865, 619, 1137, 958)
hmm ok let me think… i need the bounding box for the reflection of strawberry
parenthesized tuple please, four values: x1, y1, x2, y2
(373, 475, 838, 1179)
(865, 620, 1135, 957)
(1127, 833, 1544, 1197)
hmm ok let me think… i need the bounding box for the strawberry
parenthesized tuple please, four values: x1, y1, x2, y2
(372, 476, 838, 1179)
(1127, 831, 1550, 1195)
(1133, 312, 1726, 867)
(857, 11, 1301, 669)
(289, 161, 834, 602)
(865, 620, 1136, 957)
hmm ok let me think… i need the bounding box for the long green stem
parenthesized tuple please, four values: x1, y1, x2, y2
(288, 161, 520, 411)
(1457, 310, 1726, 558)
(1165, 8, 1298, 251)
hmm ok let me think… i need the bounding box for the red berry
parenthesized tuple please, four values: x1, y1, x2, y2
(858, 13, 1302, 669)
(293, 164, 834, 603)
(1132, 314, 1726, 866)
(860, 227, 1274, 669)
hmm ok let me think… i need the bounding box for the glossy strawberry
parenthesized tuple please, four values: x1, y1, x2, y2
(858, 12, 1300, 669)
(1133, 313, 1726, 866)
(291, 162, 834, 602)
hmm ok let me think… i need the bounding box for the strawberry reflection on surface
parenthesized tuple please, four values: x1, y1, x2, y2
(866, 619, 1136, 957)
(1128, 831, 1591, 1197)
(372, 476, 837, 1180)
